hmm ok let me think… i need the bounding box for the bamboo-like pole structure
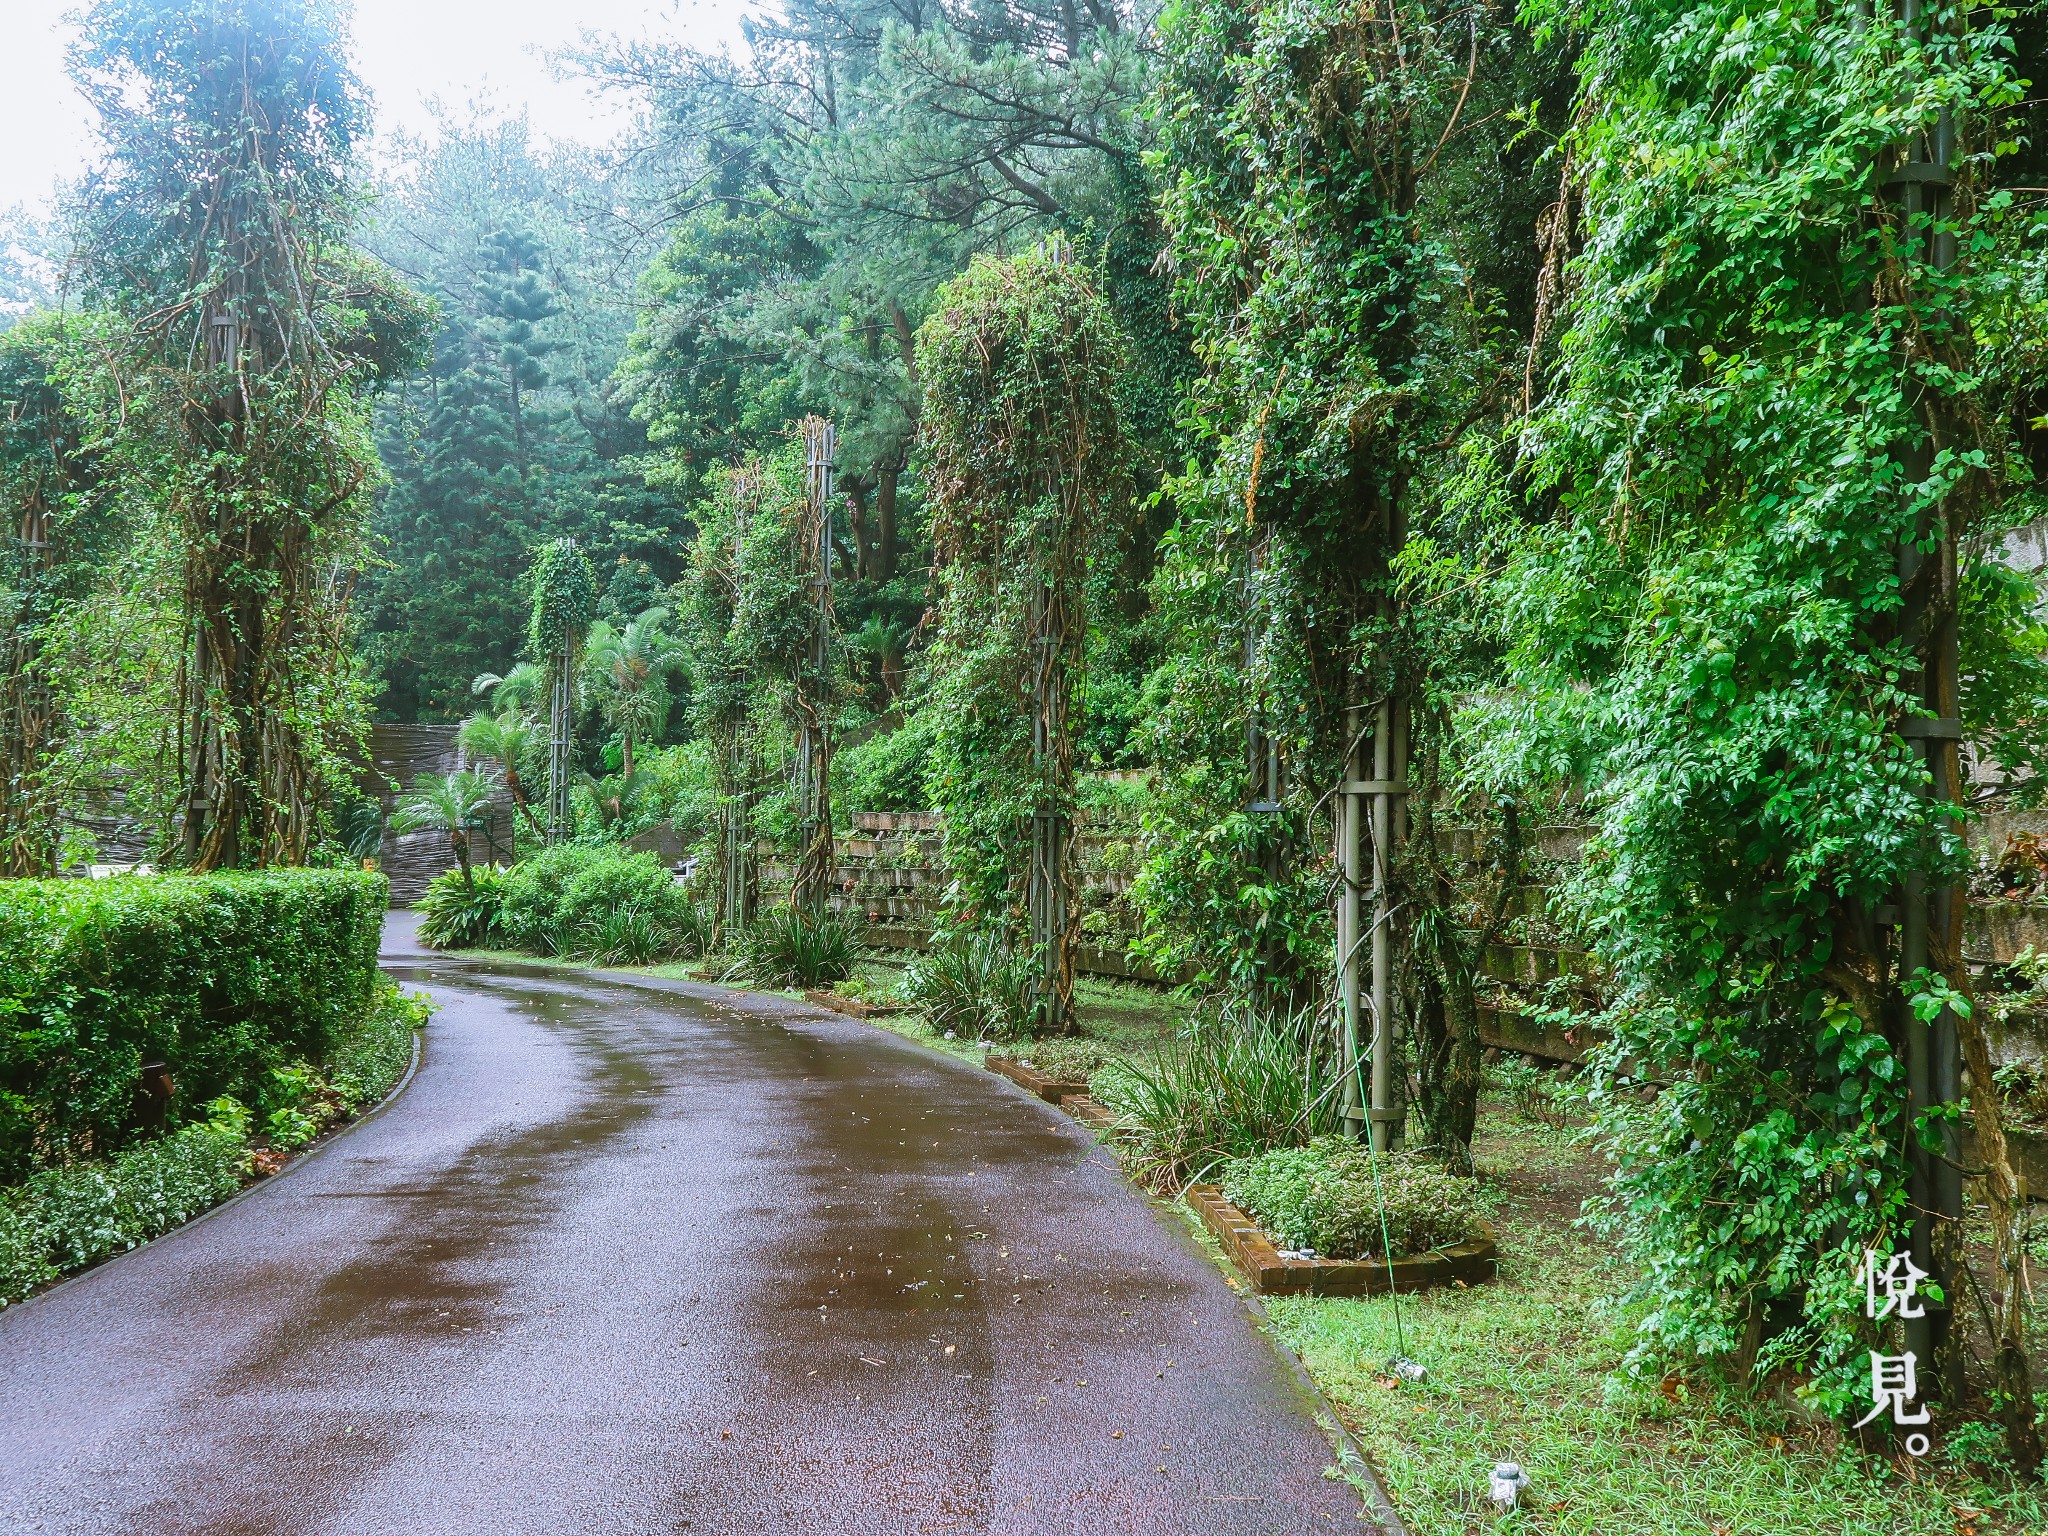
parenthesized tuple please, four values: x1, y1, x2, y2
(793, 417, 837, 913)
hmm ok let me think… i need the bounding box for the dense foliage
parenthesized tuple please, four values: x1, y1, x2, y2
(0, 982, 424, 1306)
(1221, 1137, 1482, 1261)
(488, 844, 705, 962)
(10, 0, 2048, 1457)
(0, 870, 386, 1183)
(1477, 0, 2048, 1411)
(917, 248, 1130, 1025)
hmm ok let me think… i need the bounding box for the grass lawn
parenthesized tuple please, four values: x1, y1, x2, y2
(1250, 1107, 2046, 1536)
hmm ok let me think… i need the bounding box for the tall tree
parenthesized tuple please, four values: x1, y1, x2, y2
(360, 119, 680, 721)
(68, 0, 428, 866)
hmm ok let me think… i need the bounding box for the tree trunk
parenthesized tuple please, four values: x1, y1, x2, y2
(876, 460, 902, 580)
(504, 767, 545, 839)
(842, 473, 876, 579)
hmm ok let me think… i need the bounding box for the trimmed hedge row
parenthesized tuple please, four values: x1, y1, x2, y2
(0, 870, 387, 1184)
(0, 985, 427, 1306)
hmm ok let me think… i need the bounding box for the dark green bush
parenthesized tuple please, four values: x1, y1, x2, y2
(0, 870, 386, 1183)
(902, 933, 1035, 1039)
(1219, 1137, 1482, 1260)
(415, 864, 509, 949)
(734, 907, 860, 988)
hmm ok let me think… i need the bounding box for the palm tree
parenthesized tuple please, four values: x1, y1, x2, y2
(459, 710, 545, 839)
(847, 614, 912, 703)
(584, 608, 683, 778)
(578, 768, 644, 833)
(389, 770, 498, 888)
(471, 660, 546, 715)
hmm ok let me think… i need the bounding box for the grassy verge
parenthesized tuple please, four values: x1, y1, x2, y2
(1249, 1108, 2047, 1536)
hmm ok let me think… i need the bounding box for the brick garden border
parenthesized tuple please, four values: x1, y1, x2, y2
(1186, 1184, 1498, 1298)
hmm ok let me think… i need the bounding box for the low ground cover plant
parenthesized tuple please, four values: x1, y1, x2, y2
(1008, 1036, 1118, 1081)
(1219, 1137, 1482, 1260)
(0, 981, 426, 1306)
(0, 869, 386, 1182)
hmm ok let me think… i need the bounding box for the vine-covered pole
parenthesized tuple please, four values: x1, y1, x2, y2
(1337, 707, 1367, 1139)
(794, 416, 838, 913)
(528, 537, 596, 842)
(1884, 0, 1966, 1399)
(1338, 602, 1410, 1153)
(1028, 576, 1075, 1034)
(917, 245, 1127, 1037)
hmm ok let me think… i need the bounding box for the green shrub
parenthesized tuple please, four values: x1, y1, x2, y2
(0, 984, 426, 1309)
(497, 844, 704, 961)
(903, 933, 1036, 1039)
(1013, 1036, 1119, 1080)
(499, 843, 609, 952)
(328, 985, 429, 1111)
(735, 908, 860, 988)
(1219, 1137, 1482, 1260)
(415, 864, 509, 949)
(836, 708, 942, 814)
(1089, 1004, 1341, 1188)
(1, 1097, 250, 1304)
(0, 869, 386, 1183)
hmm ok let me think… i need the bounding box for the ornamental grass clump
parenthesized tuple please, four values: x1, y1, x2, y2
(903, 933, 1036, 1039)
(1220, 1137, 1482, 1261)
(1089, 1003, 1342, 1190)
(734, 908, 860, 989)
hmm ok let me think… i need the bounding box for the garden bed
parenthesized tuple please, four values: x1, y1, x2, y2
(986, 1053, 1090, 1103)
(804, 988, 904, 1019)
(1187, 1183, 1497, 1298)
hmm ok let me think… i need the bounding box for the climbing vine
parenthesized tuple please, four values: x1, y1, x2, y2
(66, 0, 431, 867)
(1485, 0, 2048, 1418)
(917, 247, 1130, 1029)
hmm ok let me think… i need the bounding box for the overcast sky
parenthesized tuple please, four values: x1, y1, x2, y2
(0, 0, 755, 214)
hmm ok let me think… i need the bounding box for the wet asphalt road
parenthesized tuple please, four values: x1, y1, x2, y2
(0, 915, 1370, 1535)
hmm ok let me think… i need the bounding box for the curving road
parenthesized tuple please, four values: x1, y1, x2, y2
(0, 916, 1373, 1534)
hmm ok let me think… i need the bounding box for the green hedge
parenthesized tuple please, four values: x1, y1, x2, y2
(0, 870, 387, 1184)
